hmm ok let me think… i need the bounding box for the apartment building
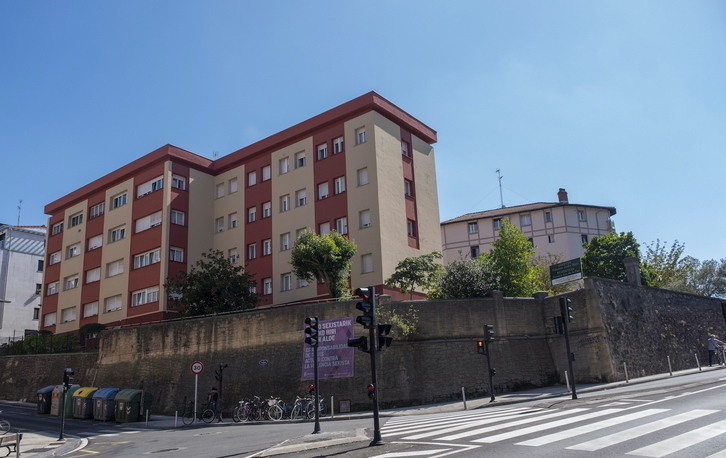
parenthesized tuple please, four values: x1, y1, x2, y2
(0, 225, 45, 341)
(42, 92, 441, 334)
(440, 189, 616, 264)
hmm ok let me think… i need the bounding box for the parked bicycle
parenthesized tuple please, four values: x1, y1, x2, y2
(0, 412, 10, 434)
(181, 401, 216, 425)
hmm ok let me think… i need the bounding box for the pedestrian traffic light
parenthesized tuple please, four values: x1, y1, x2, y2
(63, 367, 74, 390)
(347, 335, 369, 353)
(484, 324, 495, 343)
(367, 384, 376, 399)
(560, 297, 573, 322)
(355, 287, 375, 329)
(305, 317, 319, 347)
(553, 316, 564, 335)
(490, 368, 497, 377)
(476, 340, 485, 354)
(377, 324, 392, 351)
(308, 384, 316, 395)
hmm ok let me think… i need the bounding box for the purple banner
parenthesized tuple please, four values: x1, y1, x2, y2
(301, 317, 355, 380)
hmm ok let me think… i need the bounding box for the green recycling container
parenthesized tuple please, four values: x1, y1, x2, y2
(114, 389, 153, 423)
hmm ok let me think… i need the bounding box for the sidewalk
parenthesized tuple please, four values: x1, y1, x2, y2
(15, 365, 723, 457)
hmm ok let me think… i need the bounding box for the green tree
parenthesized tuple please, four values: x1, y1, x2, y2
(581, 231, 646, 283)
(428, 259, 495, 299)
(641, 240, 692, 289)
(385, 252, 443, 299)
(165, 249, 259, 317)
(687, 258, 726, 298)
(531, 253, 577, 294)
(290, 230, 357, 300)
(480, 219, 541, 297)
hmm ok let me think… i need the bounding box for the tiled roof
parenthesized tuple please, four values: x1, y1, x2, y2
(441, 202, 616, 225)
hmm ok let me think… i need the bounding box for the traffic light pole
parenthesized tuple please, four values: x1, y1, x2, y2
(368, 289, 384, 446)
(485, 341, 495, 402)
(312, 341, 321, 434)
(560, 298, 577, 400)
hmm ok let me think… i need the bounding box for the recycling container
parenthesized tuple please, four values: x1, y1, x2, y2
(37, 385, 55, 414)
(115, 389, 153, 423)
(63, 385, 81, 418)
(92, 388, 119, 421)
(72, 387, 99, 419)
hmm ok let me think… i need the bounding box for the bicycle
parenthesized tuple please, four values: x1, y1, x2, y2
(0, 412, 10, 435)
(181, 401, 216, 425)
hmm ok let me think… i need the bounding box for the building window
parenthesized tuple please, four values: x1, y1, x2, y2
(471, 246, 480, 259)
(280, 194, 290, 212)
(216, 217, 224, 233)
(262, 202, 272, 218)
(88, 234, 102, 251)
(86, 267, 101, 283)
(134, 248, 160, 269)
(404, 180, 413, 196)
(83, 301, 98, 318)
(47, 282, 59, 295)
(361, 254, 373, 273)
(131, 286, 159, 307)
(104, 295, 122, 313)
(64, 275, 79, 291)
(171, 210, 185, 226)
(360, 210, 371, 229)
(35, 283, 42, 295)
(545, 211, 552, 222)
(49, 251, 61, 265)
(317, 144, 328, 160)
(318, 182, 329, 200)
(357, 168, 369, 186)
(37, 260, 44, 272)
(170, 247, 184, 263)
(407, 220, 416, 237)
(229, 177, 238, 194)
(52, 222, 63, 235)
(333, 136, 344, 154)
(578, 210, 587, 222)
(90, 202, 105, 219)
(296, 227, 307, 239)
(296, 189, 307, 207)
(297, 277, 309, 288)
(468, 222, 479, 234)
(262, 239, 272, 256)
(248, 171, 257, 187)
(135, 211, 162, 233)
(109, 226, 126, 243)
(548, 235, 555, 243)
(229, 212, 238, 229)
(69, 212, 83, 228)
(529, 238, 534, 247)
(61, 306, 76, 323)
(295, 151, 306, 168)
(335, 217, 348, 235)
(248, 207, 257, 223)
(581, 234, 589, 244)
(493, 219, 502, 230)
(248, 243, 257, 260)
(319, 221, 330, 235)
(279, 157, 290, 175)
(229, 248, 238, 264)
(44, 312, 57, 327)
(216, 183, 225, 198)
(172, 175, 186, 190)
(280, 233, 291, 251)
(334, 177, 346, 194)
(262, 278, 272, 295)
(261, 165, 271, 181)
(106, 259, 124, 277)
(281, 273, 292, 291)
(67, 243, 81, 259)
(520, 215, 532, 226)
(356, 127, 366, 144)
(401, 141, 410, 156)
(33, 307, 40, 320)
(111, 193, 127, 209)
(137, 176, 163, 197)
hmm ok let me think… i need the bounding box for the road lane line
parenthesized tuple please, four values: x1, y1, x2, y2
(627, 418, 726, 457)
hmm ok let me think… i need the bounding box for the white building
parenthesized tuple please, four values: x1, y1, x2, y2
(0, 225, 45, 342)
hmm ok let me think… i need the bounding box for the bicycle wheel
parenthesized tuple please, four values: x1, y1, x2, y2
(0, 420, 10, 434)
(268, 404, 283, 421)
(290, 404, 301, 420)
(182, 411, 195, 426)
(232, 406, 241, 423)
(201, 409, 215, 423)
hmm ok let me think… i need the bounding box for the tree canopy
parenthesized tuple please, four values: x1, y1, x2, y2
(480, 219, 541, 297)
(429, 258, 495, 299)
(290, 230, 357, 300)
(581, 231, 645, 283)
(385, 252, 443, 299)
(165, 249, 259, 317)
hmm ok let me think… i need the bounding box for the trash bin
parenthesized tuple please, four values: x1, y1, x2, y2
(92, 388, 119, 421)
(50, 385, 63, 416)
(72, 387, 99, 419)
(63, 385, 81, 418)
(115, 389, 153, 423)
(37, 385, 55, 414)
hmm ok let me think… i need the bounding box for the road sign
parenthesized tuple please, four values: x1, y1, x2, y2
(190, 361, 204, 375)
(550, 258, 583, 286)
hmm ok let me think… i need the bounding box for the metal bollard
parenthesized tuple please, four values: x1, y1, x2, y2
(624, 362, 629, 383)
(695, 353, 702, 371)
(564, 370, 571, 393)
(330, 396, 334, 418)
(175, 411, 178, 428)
(462, 387, 467, 410)
(667, 356, 673, 376)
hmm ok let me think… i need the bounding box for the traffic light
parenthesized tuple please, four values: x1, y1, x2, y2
(355, 287, 375, 329)
(308, 384, 316, 396)
(367, 384, 376, 399)
(63, 367, 74, 390)
(215, 363, 228, 381)
(476, 340, 486, 354)
(484, 324, 495, 343)
(490, 368, 497, 377)
(553, 316, 564, 335)
(347, 335, 369, 353)
(377, 324, 392, 351)
(305, 317, 319, 347)
(560, 297, 573, 322)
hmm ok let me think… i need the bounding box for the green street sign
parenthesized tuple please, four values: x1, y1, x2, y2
(550, 258, 583, 286)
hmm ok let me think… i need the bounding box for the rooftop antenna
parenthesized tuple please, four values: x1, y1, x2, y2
(213, 151, 219, 159)
(496, 170, 505, 208)
(17, 200, 22, 225)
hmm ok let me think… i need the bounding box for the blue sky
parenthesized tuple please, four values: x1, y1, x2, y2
(1, 1, 724, 262)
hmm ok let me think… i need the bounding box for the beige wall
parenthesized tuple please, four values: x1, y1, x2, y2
(187, 169, 215, 266)
(55, 200, 87, 333)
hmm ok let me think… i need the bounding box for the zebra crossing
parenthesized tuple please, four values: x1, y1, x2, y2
(380, 404, 726, 457)
(76, 428, 143, 438)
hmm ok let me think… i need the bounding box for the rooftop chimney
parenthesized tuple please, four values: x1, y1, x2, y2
(558, 188, 568, 203)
